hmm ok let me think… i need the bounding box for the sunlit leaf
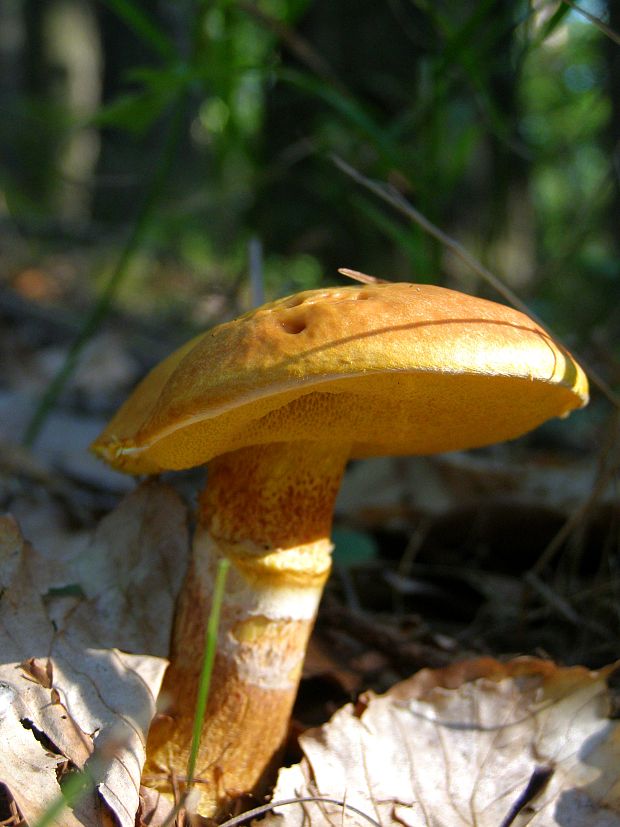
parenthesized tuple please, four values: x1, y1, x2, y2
(0, 482, 189, 827)
(262, 658, 620, 827)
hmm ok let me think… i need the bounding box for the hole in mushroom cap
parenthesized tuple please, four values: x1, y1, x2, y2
(281, 316, 307, 334)
(284, 296, 305, 308)
(307, 290, 344, 302)
(356, 291, 373, 300)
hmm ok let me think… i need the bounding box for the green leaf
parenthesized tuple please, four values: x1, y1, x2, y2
(125, 64, 196, 93)
(91, 90, 175, 134)
(332, 528, 378, 567)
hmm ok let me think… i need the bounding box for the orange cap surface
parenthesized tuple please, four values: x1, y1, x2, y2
(92, 282, 588, 474)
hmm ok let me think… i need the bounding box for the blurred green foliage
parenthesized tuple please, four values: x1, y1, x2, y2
(0, 0, 618, 349)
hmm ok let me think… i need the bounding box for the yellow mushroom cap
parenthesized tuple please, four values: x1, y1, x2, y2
(92, 282, 588, 475)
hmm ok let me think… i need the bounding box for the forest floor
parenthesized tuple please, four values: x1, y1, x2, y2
(1, 269, 619, 825)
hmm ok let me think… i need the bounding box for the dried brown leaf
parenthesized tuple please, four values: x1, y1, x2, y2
(0, 481, 189, 827)
(136, 786, 176, 827)
(262, 657, 620, 827)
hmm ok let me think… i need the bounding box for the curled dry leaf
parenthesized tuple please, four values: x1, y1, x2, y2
(337, 268, 389, 285)
(262, 657, 620, 827)
(0, 481, 189, 827)
(137, 786, 172, 827)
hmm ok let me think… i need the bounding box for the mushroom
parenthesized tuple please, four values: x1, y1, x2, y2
(91, 280, 588, 816)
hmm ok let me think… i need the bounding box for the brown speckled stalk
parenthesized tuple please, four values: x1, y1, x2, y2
(142, 441, 350, 817)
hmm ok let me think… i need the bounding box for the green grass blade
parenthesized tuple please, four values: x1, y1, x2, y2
(31, 768, 93, 827)
(22, 93, 188, 448)
(186, 557, 230, 788)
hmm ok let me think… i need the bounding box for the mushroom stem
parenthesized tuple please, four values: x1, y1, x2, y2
(142, 441, 350, 817)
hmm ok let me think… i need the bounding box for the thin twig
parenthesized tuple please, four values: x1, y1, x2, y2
(338, 267, 389, 285)
(238, 1, 345, 92)
(332, 154, 620, 410)
(530, 411, 620, 575)
(561, 0, 620, 46)
(523, 571, 609, 637)
(219, 796, 383, 827)
(528, 461, 618, 576)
